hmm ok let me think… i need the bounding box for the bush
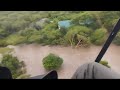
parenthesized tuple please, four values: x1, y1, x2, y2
(0, 39, 7, 47)
(71, 12, 101, 30)
(99, 11, 119, 32)
(59, 27, 68, 35)
(44, 22, 58, 30)
(27, 34, 41, 43)
(90, 28, 107, 45)
(0, 54, 29, 79)
(42, 53, 63, 70)
(40, 29, 63, 45)
(5, 34, 27, 45)
(99, 60, 111, 68)
(65, 26, 92, 47)
(0, 29, 10, 38)
(18, 27, 38, 37)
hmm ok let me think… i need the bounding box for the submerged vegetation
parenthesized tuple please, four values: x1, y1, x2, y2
(0, 11, 119, 47)
(42, 53, 63, 70)
(0, 54, 30, 79)
(100, 60, 111, 68)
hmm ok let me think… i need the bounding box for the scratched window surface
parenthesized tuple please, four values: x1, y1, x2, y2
(0, 11, 120, 79)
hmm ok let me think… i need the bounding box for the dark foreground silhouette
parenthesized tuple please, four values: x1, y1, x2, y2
(1, 62, 120, 79)
(0, 66, 12, 79)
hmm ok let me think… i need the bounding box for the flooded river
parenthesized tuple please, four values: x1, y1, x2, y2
(10, 44, 120, 79)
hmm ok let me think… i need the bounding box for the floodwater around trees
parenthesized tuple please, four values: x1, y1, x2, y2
(10, 44, 120, 79)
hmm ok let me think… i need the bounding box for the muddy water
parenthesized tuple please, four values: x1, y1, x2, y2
(12, 44, 120, 79)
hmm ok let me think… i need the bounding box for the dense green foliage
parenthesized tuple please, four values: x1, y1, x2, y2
(90, 28, 107, 45)
(42, 53, 63, 70)
(65, 26, 91, 47)
(0, 11, 120, 47)
(0, 54, 29, 79)
(71, 12, 101, 30)
(99, 60, 111, 68)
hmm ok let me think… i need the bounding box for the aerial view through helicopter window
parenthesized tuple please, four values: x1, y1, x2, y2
(0, 11, 120, 79)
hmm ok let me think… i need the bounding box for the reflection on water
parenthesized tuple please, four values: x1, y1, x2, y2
(11, 44, 120, 79)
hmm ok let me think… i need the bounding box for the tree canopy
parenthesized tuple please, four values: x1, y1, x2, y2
(0, 11, 119, 47)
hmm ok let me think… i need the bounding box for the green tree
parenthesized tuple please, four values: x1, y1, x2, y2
(65, 26, 92, 47)
(27, 34, 41, 43)
(71, 12, 101, 30)
(99, 11, 119, 32)
(44, 22, 58, 30)
(0, 39, 7, 47)
(59, 26, 68, 35)
(18, 27, 39, 43)
(5, 34, 27, 45)
(40, 29, 63, 45)
(42, 53, 63, 70)
(0, 29, 9, 38)
(0, 54, 29, 79)
(90, 28, 107, 45)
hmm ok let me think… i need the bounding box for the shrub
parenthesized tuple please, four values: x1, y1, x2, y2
(40, 29, 63, 45)
(0, 29, 10, 38)
(59, 27, 68, 35)
(99, 11, 119, 32)
(27, 34, 41, 43)
(71, 12, 101, 30)
(0, 39, 7, 47)
(18, 27, 38, 37)
(0, 54, 29, 79)
(42, 53, 63, 70)
(90, 28, 107, 45)
(99, 60, 111, 68)
(44, 22, 58, 30)
(5, 34, 27, 45)
(65, 26, 92, 47)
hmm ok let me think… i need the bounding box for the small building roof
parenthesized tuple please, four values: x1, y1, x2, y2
(58, 20, 71, 28)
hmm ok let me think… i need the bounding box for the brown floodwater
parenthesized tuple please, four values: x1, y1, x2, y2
(10, 44, 120, 79)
